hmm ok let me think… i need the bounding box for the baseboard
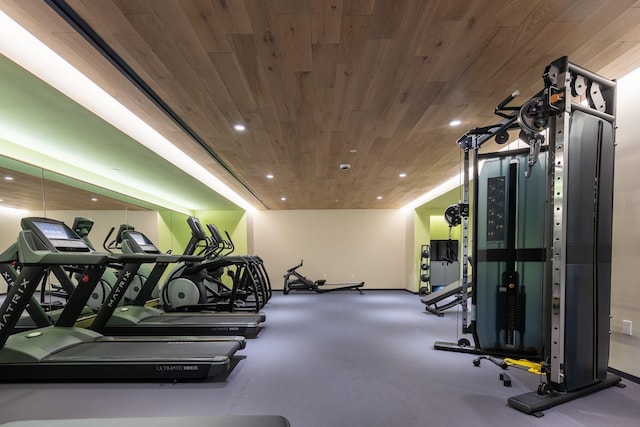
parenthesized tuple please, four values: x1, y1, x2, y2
(608, 367, 640, 384)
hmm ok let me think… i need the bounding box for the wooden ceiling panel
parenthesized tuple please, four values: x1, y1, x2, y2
(3, 0, 640, 210)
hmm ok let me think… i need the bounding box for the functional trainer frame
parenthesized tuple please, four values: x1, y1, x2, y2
(434, 56, 622, 415)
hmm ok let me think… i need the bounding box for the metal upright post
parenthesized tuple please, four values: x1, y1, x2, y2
(459, 146, 470, 332)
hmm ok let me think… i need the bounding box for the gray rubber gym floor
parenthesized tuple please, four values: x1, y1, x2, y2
(1, 291, 640, 426)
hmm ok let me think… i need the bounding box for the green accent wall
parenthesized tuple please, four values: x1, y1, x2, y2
(156, 209, 246, 255)
(157, 210, 192, 254)
(412, 185, 468, 291)
(430, 215, 462, 241)
(195, 210, 247, 254)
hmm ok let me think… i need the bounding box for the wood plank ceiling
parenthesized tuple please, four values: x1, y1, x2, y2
(3, 0, 640, 210)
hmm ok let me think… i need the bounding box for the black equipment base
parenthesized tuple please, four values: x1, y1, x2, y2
(507, 374, 623, 417)
(433, 340, 483, 355)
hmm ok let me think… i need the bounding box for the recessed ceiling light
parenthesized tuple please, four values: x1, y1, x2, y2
(377, 196, 383, 200)
(350, 149, 358, 153)
(4, 176, 14, 180)
(280, 197, 286, 201)
(91, 197, 98, 202)
(234, 124, 246, 131)
(399, 173, 407, 178)
(449, 119, 462, 126)
(266, 174, 274, 179)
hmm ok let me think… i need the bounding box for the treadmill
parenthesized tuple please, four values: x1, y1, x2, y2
(0, 221, 242, 381)
(87, 224, 264, 338)
(1, 242, 97, 332)
(19, 217, 250, 343)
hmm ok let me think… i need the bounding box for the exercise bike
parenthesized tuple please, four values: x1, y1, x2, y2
(283, 260, 364, 295)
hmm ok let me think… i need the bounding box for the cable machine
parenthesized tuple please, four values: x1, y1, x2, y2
(434, 56, 622, 415)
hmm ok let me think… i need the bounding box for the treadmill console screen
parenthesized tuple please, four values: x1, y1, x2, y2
(33, 221, 72, 240)
(125, 231, 160, 254)
(29, 219, 91, 252)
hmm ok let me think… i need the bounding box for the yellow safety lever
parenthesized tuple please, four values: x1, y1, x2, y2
(503, 358, 544, 375)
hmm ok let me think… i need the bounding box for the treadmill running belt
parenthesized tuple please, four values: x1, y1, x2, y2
(162, 312, 267, 322)
(45, 341, 240, 361)
(151, 316, 258, 325)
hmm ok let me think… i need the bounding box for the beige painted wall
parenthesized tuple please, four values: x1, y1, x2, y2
(0, 209, 26, 253)
(251, 209, 411, 290)
(610, 67, 640, 377)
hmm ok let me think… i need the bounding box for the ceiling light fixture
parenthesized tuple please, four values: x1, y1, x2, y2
(91, 197, 98, 202)
(377, 196, 383, 200)
(350, 149, 357, 153)
(449, 119, 462, 126)
(4, 176, 14, 180)
(280, 197, 286, 201)
(0, 11, 256, 213)
(234, 124, 246, 131)
(399, 173, 407, 178)
(266, 174, 274, 179)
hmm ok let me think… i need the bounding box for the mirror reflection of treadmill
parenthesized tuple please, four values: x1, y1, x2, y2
(128, 231, 161, 254)
(0, 217, 243, 381)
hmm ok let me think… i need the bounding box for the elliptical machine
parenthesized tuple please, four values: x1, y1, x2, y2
(160, 217, 267, 313)
(283, 260, 364, 295)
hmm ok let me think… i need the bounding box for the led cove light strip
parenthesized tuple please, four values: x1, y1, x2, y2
(0, 10, 255, 212)
(401, 170, 473, 212)
(0, 205, 29, 215)
(402, 139, 528, 211)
